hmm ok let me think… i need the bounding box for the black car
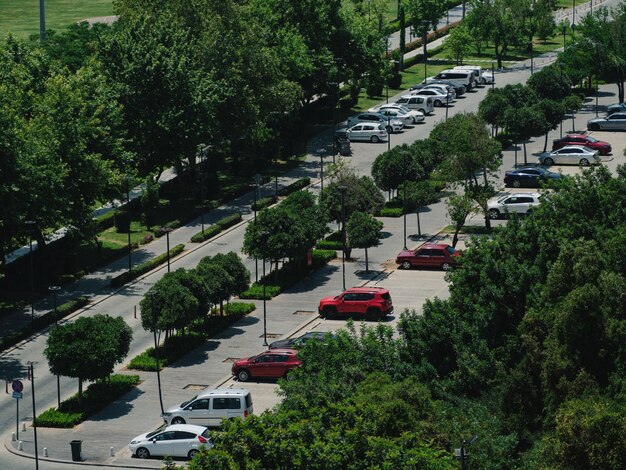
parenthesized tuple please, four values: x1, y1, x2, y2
(504, 167, 562, 188)
(269, 331, 333, 349)
(424, 80, 465, 96)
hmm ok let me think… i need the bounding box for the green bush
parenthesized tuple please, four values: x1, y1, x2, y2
(278, 178, 310, 196)
(0, 296, 89, 352)
(316, 240, 343, 250)
(312, 249, 337, 267)
(239, 283, 282, 300)
(216, 213, 242, 230)
(211, 302, 256, 315)
(190, 224, 221, 243)
(36, 374, 139, 428)
(95, 209, 117, 231)
(110, 243, 185, 288)
(251, 196, 277, 211)
(129, 332, 205, 371)
(378, 207, 404, 217)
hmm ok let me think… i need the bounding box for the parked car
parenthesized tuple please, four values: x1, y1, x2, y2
(395, 95, 435, 115)
(129, 424, 212, 460)
(162, 388, 253, 427)
(371, 107, 417, 126)
(346, 112, 403, 133)
(395, 243, 461, 271)
(424, 69, 476, 91)
(538, 146, 600, 166)
(346, 123, 388, 143)
(587, 113, 626, 131)
(482, 70, 495, 84)
(269, 331, 334, 349)
(487, 193, 541, 219)
(422, 84, 456, 101)
(504, 167, 562, 188)
(369, 104, 425, 124)
(426, 79, 466, 96)
(318, 287, 393, 320)
(552, 134, 611, 155)
(409, 88, 448, 107)
(453, 65, 484, 85)
(232, 349, 301, 382)
(607, 102, 626, 115)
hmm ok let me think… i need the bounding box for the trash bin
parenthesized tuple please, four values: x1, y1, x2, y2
(338, 138, 351, 156)
(70, 440, 82, 462)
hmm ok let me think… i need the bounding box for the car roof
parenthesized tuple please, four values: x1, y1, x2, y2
(198, 387, 250, 398)
(345, 286, 389, 293)
(264, 348, 298, 354)
(557, 145, 592, 150)
(561, 134, 587, 139)
(420, 243, 452, 249)
(165, 424, 208, 433)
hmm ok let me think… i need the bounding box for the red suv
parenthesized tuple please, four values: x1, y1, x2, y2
(318, 287, 393, 320)
(552, 134, 611, 155)
(232, 349, 301, 382)
(396, 243, 461, 271)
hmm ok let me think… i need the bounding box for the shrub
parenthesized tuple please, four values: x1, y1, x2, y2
(278, 178, 311, 197)
(153, 220, 181, 238)
(129, 332, 205, 371)
(211, 302, 256, 315)
(140, 234, 154, 245)
(95, 209, 117, 231)
(378, 207, 404, 217)
(312, 249, 337, 267)
(251, 196, 277, 211)
(316, 240, 343, 250)
(190, 224, 221, 243)
(36, 374, 139, 427)
(239, 283, 282, 300)
(110, 243, 185, 288)
(215, 213, 242, 230)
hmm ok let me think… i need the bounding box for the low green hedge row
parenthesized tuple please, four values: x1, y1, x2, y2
(210, 302, 256, 316)
(239, 283, 282, 300)
(190, 212, 243, 243)
(110, 243, 185, 288)
(252, 196, 278, 212)
(153, 220, 181, 237)
(316, 240, 343, 250)
(378, 207, 404, 217)
(36, 374, 140, 428)
(0, 296, 90, 352)
(312, 249, 337, 266)
(403, 44, 446, 70)
(278, 177, 311, 197)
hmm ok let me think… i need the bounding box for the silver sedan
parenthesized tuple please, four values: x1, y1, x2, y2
(587, 113, 626, 131)
(538, 146, 600, 166)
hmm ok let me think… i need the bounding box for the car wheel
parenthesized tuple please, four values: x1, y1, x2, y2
(322, 306, 337, 319)
(366, 308, 383, 320)
(135, 447, 150, 459)
(401, 261, 412, 270)
(434, 100, 442, 107)
(237, 369, 251, 382)
(442, 262, 452, 271)
(188, 449, 199, 460)
(489, 209, 500, 220)
(511, 179, 521, 188)
(589, 123, 600, 131)
(386, 125, 393, 134)
(579, 158, 590, 166)
(370, 135, 380, 143)
(171, 417, 185, 425)
(543, 157, 554, 166)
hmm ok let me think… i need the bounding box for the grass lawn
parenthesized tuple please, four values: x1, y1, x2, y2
(0, 0, 113, 39)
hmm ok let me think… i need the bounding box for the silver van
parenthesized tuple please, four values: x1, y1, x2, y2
(425, 69, 475, 91)
(394, 95, 435, 115)
(162, 388, 253, 427)
(453, 65, 484, 85)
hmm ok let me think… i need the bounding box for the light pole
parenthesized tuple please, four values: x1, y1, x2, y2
(253, 173, 261, 282)
(25, 220, 36, 321)
(330, 81, 338, 163)
(402, 153, 408, 250)
(49, 285, 61, 409)
(595, 75, 599, 117)
(161, 227, 173, 272)
(126, 174, 132, 273)
(422, 21, 429, 81)
(28, 361, 39, 470)
(529, 41, 534, 75)
(147, 292, 165, 416)
(559, 64, 564, 138)
(387, 116, 391, 151)
(445, 92, 449, 121)
(39, 0, 45, 42)
(339, 185, 347, 292)
(198, 144, 208, 235)
(319, 149, 326, 192)
(491, 62, 495, 90)
(260, 231, 269, 346)
(572, 0, 575, 27)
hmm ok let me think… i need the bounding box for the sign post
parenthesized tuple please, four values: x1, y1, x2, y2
(12, 380, 23, 440)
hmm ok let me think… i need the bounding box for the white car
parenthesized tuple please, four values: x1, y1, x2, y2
(487, 193, 541, 219)
(538, 146, 600, 166)
(409, 88, 448, 107)
(162, 388, 253, 427)
(346, 112, 403, 133)
(346, 123, 388, 143)
(483, 70, 495, 84)
(129, 424, 212, 460)
(421, 84, 456, 101)
(368, 104, 425, 124)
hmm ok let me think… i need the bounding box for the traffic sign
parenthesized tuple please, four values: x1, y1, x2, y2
(12, 380, 23, 393)
(12, 392, 23, 399)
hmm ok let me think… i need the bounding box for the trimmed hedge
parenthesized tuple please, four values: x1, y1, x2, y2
(278, 177, 311, 197)
(403, 44, 446, 70)
(251, 195, 278, 211)
(312, 249, 337, 266)
(153, 220, 181, 238)
(316, 240, 343, 250)
(36, 374, 140, 428)
(211, 302, 256, 316)
(0, 296, 90, 352)
(239, 283, 282, 300)
(190, 213, 242, 243)
(110, 243, 185, 288)
(378, 207, 404, 217)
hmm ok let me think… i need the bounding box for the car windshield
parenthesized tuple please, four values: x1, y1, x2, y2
(581, 146, 594, 153)
(586, 136, 598, 143)
(180, 396, 197, 408)
(146, 424, 168, 439)
(445, 246, 456, 254)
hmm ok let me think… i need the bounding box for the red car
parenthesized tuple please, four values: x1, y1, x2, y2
(552, 134, 611, 155)
(395, 243, 461, 271)
(231, 349, 301, 382)
(318, 287, 393, 320)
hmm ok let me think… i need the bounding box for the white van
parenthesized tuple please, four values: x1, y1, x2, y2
(453, 65, 484, 85)
(162, 388, 253, 427)
(394, 95, 435, 115)
(424, 69, 475, 91)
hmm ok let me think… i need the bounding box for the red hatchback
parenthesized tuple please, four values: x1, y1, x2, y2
(396, 243, 461, 271)
(552, 134, 611, 155)
(232, 349, 301, 382)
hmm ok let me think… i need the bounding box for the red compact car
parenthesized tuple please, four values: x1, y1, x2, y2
(395, 243, 461, 270)
(318, 287, 393, 320)
(552, 134, 611, 155)
(231, 349, 301, 382)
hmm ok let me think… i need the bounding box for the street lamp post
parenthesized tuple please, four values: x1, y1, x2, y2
(559, 64, 564, 138)
(161, 227, 173, 272)
(147, 292, 165, 416)
(423, 21, 429, 81)
(260, 231, 269, 346)
(339, 185, 347, 292)
(39, 0, 45, 42)
(402, 153, 408, 250)
(329, 82, 338, 163)
(253, 173, 261, 282)
(25, 220, 36, 321)
(572, 0, 575, 27)
(49, 285, 61, 409)
(491, 62, 495, 90)
(595, 75, 599, 117)
(319, 149, 326, 192)
(198, 144, 208, 235)
(28, 361, 39, 470)
(387, 116, 391, 151)
(562, 24, 567, 50)
(126, 174, 132, 273)
(529, 41, 534, 75)
(445, 92, 449, 121)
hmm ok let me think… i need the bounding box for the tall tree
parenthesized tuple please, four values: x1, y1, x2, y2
(346, 211, 383, 272)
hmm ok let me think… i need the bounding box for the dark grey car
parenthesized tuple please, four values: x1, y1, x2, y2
(269, 331, 334, 349)
(587, 113, 626, 131)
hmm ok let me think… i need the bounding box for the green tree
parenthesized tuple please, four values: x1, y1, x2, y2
(478, 88, 509, 135)
(399, 180, 439, 237)
(503, 105, 546, 165)
(140, 279, 199, 337)
(195, 258, 234, 315)
(402, 0, 447, 62)
(446, 194, 475, 248)
(44, 315, 132, 404)
(535, 99, 567, 152)
(443, 24, 473, 65)
(346, 211, 383, 272)
(527, 65, 572, 101)
(371, 144, 424, 196)
(206, 252, 251, 298)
